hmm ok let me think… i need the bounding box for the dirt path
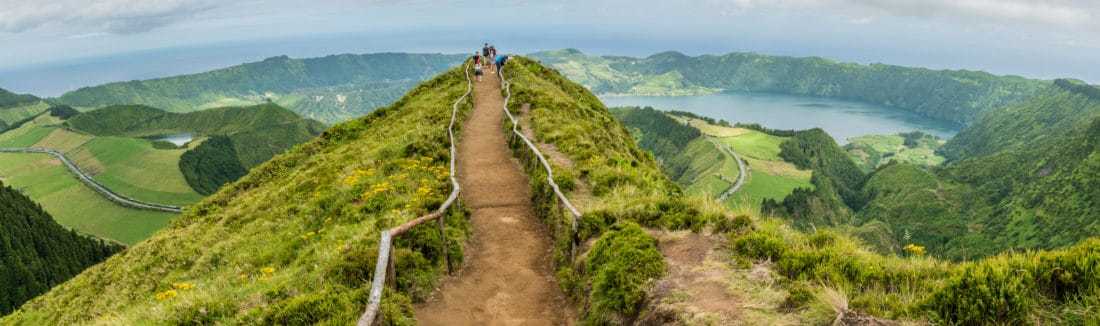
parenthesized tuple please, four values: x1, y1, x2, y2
(414, 70, 575, 325)
(645, 231, 742, 324)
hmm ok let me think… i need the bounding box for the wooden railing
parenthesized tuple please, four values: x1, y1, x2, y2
(497, 64, 584, 259)
(357, 63, 471, 325)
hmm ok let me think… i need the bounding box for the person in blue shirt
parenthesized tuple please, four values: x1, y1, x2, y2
(494, 54, 508, 72)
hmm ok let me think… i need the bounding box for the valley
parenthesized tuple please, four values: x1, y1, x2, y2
(0, 103, 323, 244)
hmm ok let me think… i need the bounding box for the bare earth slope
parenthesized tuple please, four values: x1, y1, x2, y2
(414, 71, 575, 324)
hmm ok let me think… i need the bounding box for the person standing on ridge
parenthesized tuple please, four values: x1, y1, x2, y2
(482, 44, 490, 64)
(489, 46, 498, 71)
(473, 52, 484, 82)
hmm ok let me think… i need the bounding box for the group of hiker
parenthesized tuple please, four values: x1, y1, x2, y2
(473, 43, 507, 81)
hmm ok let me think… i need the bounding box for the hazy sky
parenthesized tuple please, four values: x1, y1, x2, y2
(1, 0, 1098, 83)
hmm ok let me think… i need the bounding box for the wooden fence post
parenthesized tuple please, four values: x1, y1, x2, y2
(439, 212, 452, 274)
(386, 252, 396, 289)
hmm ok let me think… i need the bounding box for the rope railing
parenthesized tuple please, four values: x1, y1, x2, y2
(357, 63, 471, 326)
(0, 147, 182, 213)
(497, 63, 584, 257)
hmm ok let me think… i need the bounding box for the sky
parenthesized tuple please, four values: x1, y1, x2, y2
(1, 0, 1098, 95)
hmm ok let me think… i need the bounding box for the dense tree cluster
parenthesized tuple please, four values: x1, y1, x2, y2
(611, 107, 701, 160)
(46, 105, 80, 119)
(179, 136, 248, 195)
(0, 182, 122, 314)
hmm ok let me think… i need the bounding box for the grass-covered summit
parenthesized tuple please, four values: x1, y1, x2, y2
(3, 65, 473, 324)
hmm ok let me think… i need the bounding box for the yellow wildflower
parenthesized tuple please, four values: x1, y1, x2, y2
(172, 282, 194, 291)
(261, 267, 276, 275)
(155, 290, 178, 301)
(904, 243, 926, 256)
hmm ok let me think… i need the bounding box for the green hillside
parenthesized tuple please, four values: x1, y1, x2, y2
(0, 102, 50, 131)
(845, 132, 946, 172)
(0, 115, 179, 244)
(58, 53, 467, 123)
(66, 103, 326, 194)
(0, 182, 122, 315)
(941, 79, 1100, 160)
(2, 64, 475, 325)
(0, 88, 39, 108)
(612, 107, 812, 210)
(531, 49, 1047, 124)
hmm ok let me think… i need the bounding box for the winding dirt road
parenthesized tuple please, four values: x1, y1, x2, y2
(0, 147, 182, 213)
(414, 68, 575, 325)
(709, 139, 747, 201)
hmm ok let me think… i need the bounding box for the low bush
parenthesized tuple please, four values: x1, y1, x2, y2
(584, 222, 666, 324)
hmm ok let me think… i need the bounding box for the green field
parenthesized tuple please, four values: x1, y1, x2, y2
(69, 136, 204, 205)
(719, 129, 785, 161)
(0, 153, 175, 244)
(845, 133, 946, 171)
(670, 138, 740, 197)
(683, 120, 813, 209)
(0, 115, 199, 243)
(0, 114, 58, 147)
(0, 101, 49, 126)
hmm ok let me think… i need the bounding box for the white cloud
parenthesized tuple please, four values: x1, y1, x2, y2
(0, 0, 219, 34)
(718, 0, 1096, 28)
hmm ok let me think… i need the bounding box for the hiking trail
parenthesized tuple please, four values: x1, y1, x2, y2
(414, 69, 575, 325)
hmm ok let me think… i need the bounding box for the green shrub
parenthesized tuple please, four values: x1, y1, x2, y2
(731, 230, 787, 261)
(715, 214, 754, 234)
(585, 222, 666, 324)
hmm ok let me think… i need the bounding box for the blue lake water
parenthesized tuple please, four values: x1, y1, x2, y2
(601, 93, 961, 144)
(153, 133, 194, 147)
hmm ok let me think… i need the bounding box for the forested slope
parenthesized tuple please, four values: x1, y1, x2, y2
(0, 182, 122, 315)
(531, 49, 1047, 125)
(754, 81, 1100, 259)
(58, 53, 466, 123)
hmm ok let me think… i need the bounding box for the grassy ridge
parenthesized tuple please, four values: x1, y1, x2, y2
(504, 57, 724, 323)
(3, 65, 473, 324)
